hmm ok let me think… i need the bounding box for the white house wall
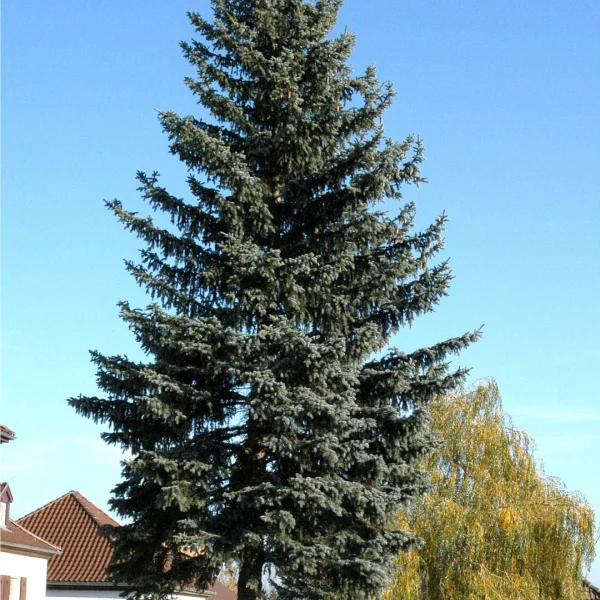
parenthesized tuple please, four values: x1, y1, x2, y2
(47, 591, 121, 600)
(47, 589, 208, 600)
(0, 550, 49, 600)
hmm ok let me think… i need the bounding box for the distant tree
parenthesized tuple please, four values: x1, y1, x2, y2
(69, 1, 478, 599)
(385, 381, 596, 600)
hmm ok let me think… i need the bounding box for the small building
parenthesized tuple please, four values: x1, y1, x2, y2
(585, 579, 600, 600)
(0, 426, 16, 445)
(17, 491, 235, 600)
(1, 426, 61, 600)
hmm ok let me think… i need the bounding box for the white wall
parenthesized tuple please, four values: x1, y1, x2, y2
(47, 591, 121, 600)
(0, 550, 49, 600)
(47, 588, 207, 600)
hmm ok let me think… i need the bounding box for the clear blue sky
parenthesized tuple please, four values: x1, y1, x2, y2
(2, 0, 599, 583)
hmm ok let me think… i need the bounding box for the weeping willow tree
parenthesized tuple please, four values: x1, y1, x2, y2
(386, 380, 596, 600)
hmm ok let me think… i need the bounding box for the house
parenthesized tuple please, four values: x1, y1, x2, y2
(0, 426, 16, 445)
(1, 427, 61, 600)
(2, 424, 234, 599)
(585, 579, 600, 600)
(0, 485, 61, 600)
(17, 491, 235, 600)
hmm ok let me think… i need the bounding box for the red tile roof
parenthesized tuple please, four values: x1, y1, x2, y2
(0, 425, 16, 443)
(211, 580, 237, 600)
(585, 580, 600, 600)
(17, 491, 118, 583)
(17, 491, 235, 599)
(0, 519, 60, 556)
(0, 482, 13, 502)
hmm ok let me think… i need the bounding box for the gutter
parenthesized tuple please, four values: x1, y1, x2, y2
(0, 541, 61, 557)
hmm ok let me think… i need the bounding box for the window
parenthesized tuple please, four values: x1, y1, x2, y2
(0, 577, 26, 600)
(0, 503, 6, 527)
(0, 576, 9, 600)
(8, 579, 19, 600)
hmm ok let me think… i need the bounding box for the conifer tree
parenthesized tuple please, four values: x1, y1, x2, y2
(70, 2, 479, 599)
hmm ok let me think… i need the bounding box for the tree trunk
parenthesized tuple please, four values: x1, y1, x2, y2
(237, 551, 264, 600)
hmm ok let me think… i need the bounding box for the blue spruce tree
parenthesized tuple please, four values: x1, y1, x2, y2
(70, 1, 479, 599)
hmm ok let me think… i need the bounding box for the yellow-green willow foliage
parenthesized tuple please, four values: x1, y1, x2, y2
(386, 380, 596, 600)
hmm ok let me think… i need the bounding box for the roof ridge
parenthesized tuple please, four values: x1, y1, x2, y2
(585, 579, 600, 593)
(8, 519, 62, 553)
(70, 491, 120, 528)
(0, 424, 16, 438)
(16, 490, 78, 522)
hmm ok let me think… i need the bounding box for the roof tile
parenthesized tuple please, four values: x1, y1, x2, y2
(1, 520, 60, 555)
(585, 580, 600, 600)
(17, 491, 117, 583)
(0, 425, 16, 443)
(17, 491, 235, 599)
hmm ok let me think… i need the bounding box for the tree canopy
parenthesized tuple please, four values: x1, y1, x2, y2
(69, 1, 478, 599)
(385, 381, 596, 600)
